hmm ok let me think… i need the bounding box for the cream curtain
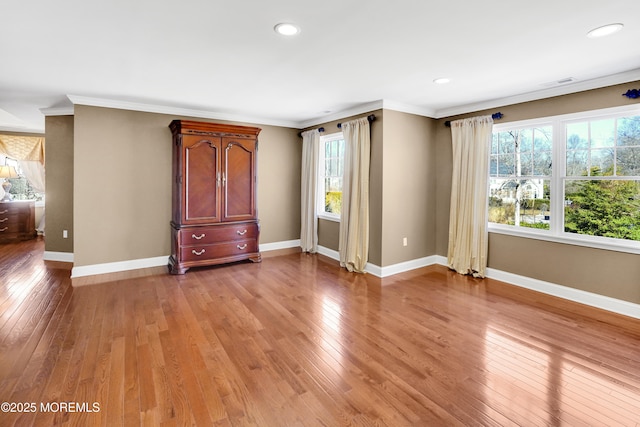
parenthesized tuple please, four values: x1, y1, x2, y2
(300, 129, 320, 253)
(0, 135, 45, 164)
(447, 115, 493, 278)
(18, 160, 45, 194)
(339, 117, 370, 273)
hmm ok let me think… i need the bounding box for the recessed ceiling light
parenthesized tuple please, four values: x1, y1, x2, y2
(587, 23, 623, 38)
(274, 23, 300, 36)
(433, 78, 451, 85)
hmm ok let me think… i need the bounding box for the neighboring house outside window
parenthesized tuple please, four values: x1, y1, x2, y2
(318, 132, 344, 221)
(489, 106, 640, 254)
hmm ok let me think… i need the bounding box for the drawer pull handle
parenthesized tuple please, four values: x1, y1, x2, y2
(0, 227, 8, 232)
(237, 244, 247, 250)
(236, 229, 247, 236)
(0, 210, 7, 214)
(0, 218, 7, 222)
(192, 249, 206, 256)
(192, 233, 206, 240)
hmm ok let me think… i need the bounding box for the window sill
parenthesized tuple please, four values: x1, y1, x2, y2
(318, 213, 340, 223)
(488, 225, 640, 255)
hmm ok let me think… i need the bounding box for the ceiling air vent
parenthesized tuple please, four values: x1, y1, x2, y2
(557, 77, 576, 84)
(541, 77, 577, 88)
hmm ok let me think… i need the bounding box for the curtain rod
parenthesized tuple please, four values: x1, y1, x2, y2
(444, 112, 503, 127)
(298, 114, 376, 137)
(337, 114, 376, 129)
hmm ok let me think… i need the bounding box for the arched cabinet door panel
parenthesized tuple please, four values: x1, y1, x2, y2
(182, 135, 221, 224)
(223, 139, 256, 221)
(169, 120, 261, 274)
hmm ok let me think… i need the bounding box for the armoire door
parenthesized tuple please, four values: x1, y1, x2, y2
(222, 137, 256, 221)
(182, 135, 222, 224)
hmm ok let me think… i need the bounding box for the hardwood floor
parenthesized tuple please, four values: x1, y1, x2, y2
(1, 238, 639, 426)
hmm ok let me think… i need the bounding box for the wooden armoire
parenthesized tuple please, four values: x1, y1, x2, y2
(168, 120, 261, 274)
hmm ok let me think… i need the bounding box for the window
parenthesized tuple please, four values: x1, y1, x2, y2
(318, 132, 344, 220)
(564, 115, 640, 241)
(490, 125, 552, 230)
(0, 154, 43, 201)
(489, 106, 640, 253)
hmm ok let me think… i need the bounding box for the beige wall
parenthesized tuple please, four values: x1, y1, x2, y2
(318, 219, 339, 251)
(369, 110, 384, 266)
(381, 110, 436, 266)
(256, 122, 302, 244)
(73, 106, 300, 267)
(489, 234, 640, 303)
(435, 120, 454, 257)
(436, 81, 640, 304)
(44, 115, 74, 254)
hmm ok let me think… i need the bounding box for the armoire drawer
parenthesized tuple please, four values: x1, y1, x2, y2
(0, 201, 36, 243)
(178, 222, 258, 245)
(180, 238, 258, 262)
(0, 214, 21, 229)
(0, 222, 22, 235)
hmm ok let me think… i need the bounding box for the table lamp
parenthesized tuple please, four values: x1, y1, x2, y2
(0, 165, 19, 201)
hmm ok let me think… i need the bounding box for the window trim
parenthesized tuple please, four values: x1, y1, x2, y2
(488, 104, 640, 255)
(317, 132, 344, 222)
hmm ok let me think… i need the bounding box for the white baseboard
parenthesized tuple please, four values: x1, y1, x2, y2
(260, 239, 301, 252)
(369, 255, 443, 278)
(71, 256, 168, 278)
(70, 239, 302, 279)
(317, 245, 340, 261)
(433, 255, 448, 266)
(43, 251, 74, 263)
(485, 267, 640, 320)
(316, 246, 440, 278)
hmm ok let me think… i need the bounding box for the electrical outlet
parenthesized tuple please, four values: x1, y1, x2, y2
(402, 237, 408, 247)
(63, 230, 68, 239)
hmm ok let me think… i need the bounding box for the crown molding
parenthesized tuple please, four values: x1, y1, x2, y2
(297, 100, 384, 129)
(380, 100, 437, 118)
(433, 68, 640, 119)
(66, 95, 301, 129)
(298, 99, 439, 129)
(64, 95, 432, 131)
(0, 124, 44, 133)
(40, 106, 75, 116)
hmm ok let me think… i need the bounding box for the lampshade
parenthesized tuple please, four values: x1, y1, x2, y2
(0, 165, 18, 179)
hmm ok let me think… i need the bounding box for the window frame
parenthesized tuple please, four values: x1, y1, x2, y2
(488, 105, 640, 255)
(317, 132, 344, 222)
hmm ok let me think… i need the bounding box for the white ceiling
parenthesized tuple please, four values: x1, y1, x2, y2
(2, 0, 640, 132)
